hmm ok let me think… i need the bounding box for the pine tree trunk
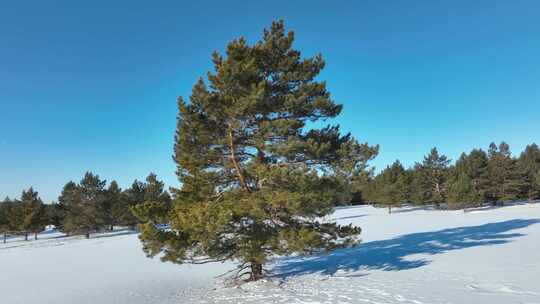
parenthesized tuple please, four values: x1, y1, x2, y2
(25, 233, 28, 241)
(34, 232, 38, 240)
(250, 262, 263, 281)
(3, 233, 6, 244)
(85, 232, 90, 239)
(388, 206, 392, 214)
(228, 127, 250, 193)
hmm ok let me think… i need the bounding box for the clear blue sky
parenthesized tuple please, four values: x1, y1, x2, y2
(1, 0, 539, 202)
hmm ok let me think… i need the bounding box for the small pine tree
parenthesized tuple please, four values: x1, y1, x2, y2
(124, 174, 171, 229)
(367, 160, 408, 213)
(20, 187, 47, 240)
(517, 143, 540, 201)
(409, 165, 431, 205)
(0, 203, 6, 233)
(486, 142, 524, 204)
(123, 179, 146, 228)
(102, 181, 125, 231)
(59, 181, 82, 236)
(143, 173, 171, 203)
(61, 172, 106, 238)
(0, 198, 13, 242)
(130, 173, 172, 229)
(5, 199, 24, 234)
(45, 202, 65, 231)
(446, 149, 488, 208)
(414, 148, 450, 207)
(466, 149, 490, 200)
(341, 144, 379, 205)
(396, 169, 412, 204)
(447, 173, 476, 209)
(534, 170, 540, 201)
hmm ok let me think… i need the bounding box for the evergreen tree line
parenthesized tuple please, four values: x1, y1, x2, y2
(0, 172, 171, 241)
(358, 142, 540, 212)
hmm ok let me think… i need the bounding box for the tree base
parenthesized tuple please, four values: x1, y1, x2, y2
(249, 262, 263, 281)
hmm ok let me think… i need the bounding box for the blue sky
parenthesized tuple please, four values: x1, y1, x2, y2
(1, 0, 539, 202)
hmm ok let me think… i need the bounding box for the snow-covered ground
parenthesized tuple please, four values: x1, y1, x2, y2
(1, 204, 539, 304)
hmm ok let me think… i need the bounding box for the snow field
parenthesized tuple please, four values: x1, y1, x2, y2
(1, 203, 539, 304)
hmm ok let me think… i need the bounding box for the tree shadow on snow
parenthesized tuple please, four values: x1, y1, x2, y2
(334, 214, 368, 221)
(91, 229, 138, 239)
(274, 218, 540, 278)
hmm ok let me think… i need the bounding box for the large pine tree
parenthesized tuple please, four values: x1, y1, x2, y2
(136, 21, 368, 281)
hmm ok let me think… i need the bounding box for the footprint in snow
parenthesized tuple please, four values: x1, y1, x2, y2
(467, 283, 539, 296)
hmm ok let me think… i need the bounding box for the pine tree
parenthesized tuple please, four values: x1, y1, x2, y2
(466, 149, 490, 198)
(135, 20, 365, 281)
(125, 174, 171, 229)
(0, 201, 6, 233)
(61, 172, 106, 238)
(396, 169, 412, 204)
(123, 179, 146, 228)
(5, 199, 24, 234)
(349, 170, 375, 205)
(59, 181, 82, 236)
(447, 171, 475, 209)
(517, 143, 540, 201)
(45, 202, 65, 231)
(130, 173, 172, 228)
(0, 198, 14, 243)
(102, 181, 125, 231)
(409, 165, 431, 205)
(486, 142, 524, 205)
(412, 148, 450, 206)
(143, 173, 171, 203)
(446, 149, 488, 208)
(367, 160, 408, 213)
(415, 148, 450, 207)
(20, 187, 47, 240)
(534, 170, 540, 199)
(341, 144, 379, 205)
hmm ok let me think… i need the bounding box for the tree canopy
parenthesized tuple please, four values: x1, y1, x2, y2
(135, 20, 370, 281)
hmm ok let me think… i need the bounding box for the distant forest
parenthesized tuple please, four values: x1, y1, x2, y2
(1, 141, 539, 239)
(0, 173, 171, 240)
(357, 142, 540, 212)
